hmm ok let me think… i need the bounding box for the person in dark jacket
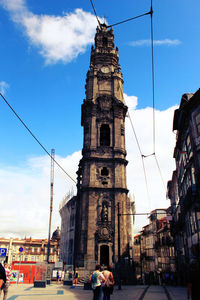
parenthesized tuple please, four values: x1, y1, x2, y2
(187, 260, 200, 300)
(0, 263, 6, 290)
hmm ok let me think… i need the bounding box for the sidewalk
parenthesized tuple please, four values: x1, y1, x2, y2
(4, 284, 187, 300)
(6, 284, 147, 300)
(7, 284, 83, 300)
(165, 286, 187, 300)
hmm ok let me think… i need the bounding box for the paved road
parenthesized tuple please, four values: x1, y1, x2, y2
(5, 284, 187, 300)
(143, 286, 168, 300)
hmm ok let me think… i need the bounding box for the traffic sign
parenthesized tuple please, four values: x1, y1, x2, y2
(19, 247, 24, 253)
(0, 248, 7, 257)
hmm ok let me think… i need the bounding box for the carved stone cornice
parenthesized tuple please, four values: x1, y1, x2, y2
(80, 156, 128, 165)
(80, 186, 129, 194)
(82, 147, 127, 157)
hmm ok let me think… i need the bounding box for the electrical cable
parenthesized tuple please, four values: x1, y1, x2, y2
(123, 94, 152, 208)
(127, 111, 143, 156)
(154, 154, 167, 193)
(89, 0, 102, 28)
(142, 153, 155, 158)
(89, 0, 164, 198)
(149, 0, 167, 194)
(116, 0, 167, 206)
(107, 11, 151, 28)
(0, 92, 77, 185)
(89, 0, 151, 30)
(150, 1, 156, 154)
(141, 155, 151, 209)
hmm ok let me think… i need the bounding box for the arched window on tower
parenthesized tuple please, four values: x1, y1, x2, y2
(100, 124, 110, 146)
(101, 167, 109, 177)
(102, 36, 108, 47)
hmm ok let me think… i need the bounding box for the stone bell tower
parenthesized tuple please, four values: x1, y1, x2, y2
(74, 24, 132, 268)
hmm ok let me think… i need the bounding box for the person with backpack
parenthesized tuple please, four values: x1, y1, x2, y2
(102, 265, 114, 300)
(90, 264, 105, 300)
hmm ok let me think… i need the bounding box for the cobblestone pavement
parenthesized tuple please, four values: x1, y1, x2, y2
(4, 284, 187, 300)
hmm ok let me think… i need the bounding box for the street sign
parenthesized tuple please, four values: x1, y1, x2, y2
(0, 248, 7, 257)
(19, 247, 24, 253)
(55, 261, 63, 268)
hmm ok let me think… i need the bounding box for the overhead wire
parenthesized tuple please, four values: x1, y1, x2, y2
(89, 0, 102, 28)
(150, 2, 156, 155)
(111, 2, 152, 208)
(107, 11, 151, 28)
(0, 92, 77, 185)
(154, 154, 167, 192)
(0, 1, 167, 199)
(122, 92, 152, 208)
(104, 0, 167, 199)
(149, 0, 167, 194)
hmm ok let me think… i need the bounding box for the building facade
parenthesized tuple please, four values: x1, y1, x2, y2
(59, 195, 76, 265)
(155, 215, 175, 278)
(0, 232, 60, 265)
(133, 209, 175, 284)
(167, 90, 200, 284)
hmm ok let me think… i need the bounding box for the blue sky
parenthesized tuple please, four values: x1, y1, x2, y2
(0, 0, 199, 238)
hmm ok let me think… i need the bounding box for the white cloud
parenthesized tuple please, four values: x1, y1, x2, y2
(0, 0, 101, 64)
(129, 39, 181, 47)
(125, 96, 177, 233)
(0, 81, 9, 94)
(124, 93, 138, 110)
(0, 151, 81, 238)
(0, 0, 26, 13)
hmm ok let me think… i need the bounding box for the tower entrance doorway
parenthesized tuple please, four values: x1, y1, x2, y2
(100, 245, 109, 266)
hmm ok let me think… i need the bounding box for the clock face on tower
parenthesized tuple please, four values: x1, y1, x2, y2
(101, 66, 110, 73)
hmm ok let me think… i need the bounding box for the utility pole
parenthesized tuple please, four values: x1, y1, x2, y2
(47, 149, 55, 263)
(117, 202, 121, 290)
(139, 236, 143, 282)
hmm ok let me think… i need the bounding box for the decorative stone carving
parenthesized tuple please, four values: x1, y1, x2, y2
(121, 124, 125, 136)
(96, 224, 113, 242)
(97, 95, 112, 112)
(101, 201, 108, 221)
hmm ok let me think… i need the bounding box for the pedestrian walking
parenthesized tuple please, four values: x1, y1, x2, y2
(56, 270, 60, 284)
(187, 260, 200, 300)
(90, 264, 105, 300)
(73, 270, 79, 285)
(165, 272, 170, 285)
(0, 263, 12, 300)
(61, 270, 65, 282)
(102, 265, 114, 300)
(0, 263, 6, 290)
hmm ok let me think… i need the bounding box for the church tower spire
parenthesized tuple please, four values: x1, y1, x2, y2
(74, 24, 132, 268)
(85, 24, 124, 104)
